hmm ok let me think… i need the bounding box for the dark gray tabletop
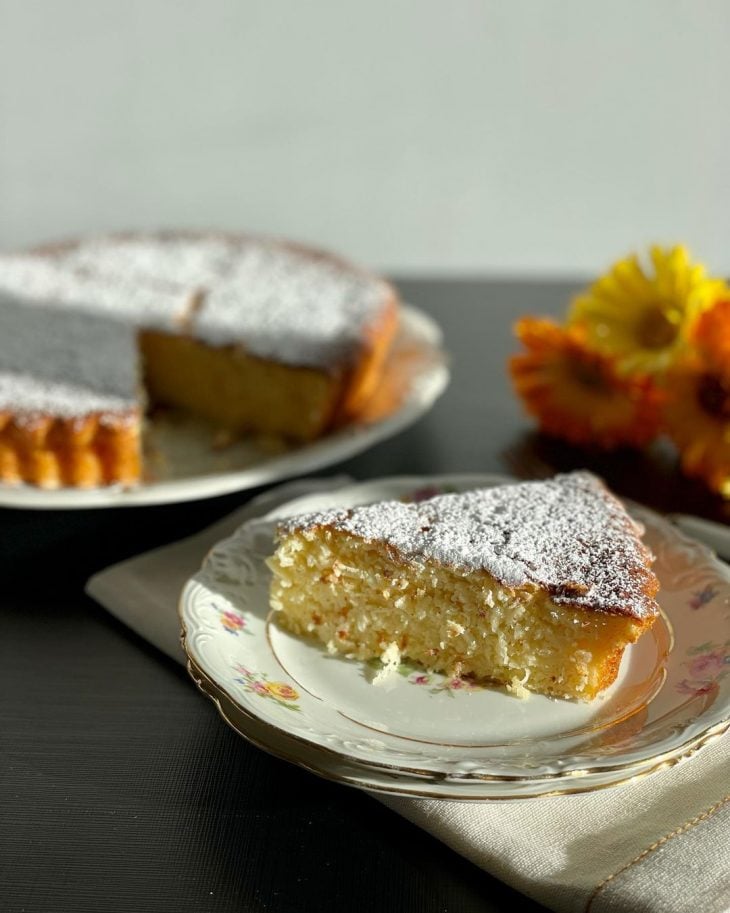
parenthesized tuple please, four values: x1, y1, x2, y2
(2, 279, 726, 913)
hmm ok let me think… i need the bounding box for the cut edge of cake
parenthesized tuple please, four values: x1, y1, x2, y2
(0, 232, 400, 488)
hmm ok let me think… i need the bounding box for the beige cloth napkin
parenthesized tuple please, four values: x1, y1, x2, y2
(86, 478, 730, 913)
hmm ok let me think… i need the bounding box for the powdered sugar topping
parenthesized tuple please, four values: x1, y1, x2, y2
(64, 236, 239, 290)
(0, 233, 392, 418)
(0, 253, 192, 332)
(281, 472, 659, 619)
(194, 241, 390, 366)
(0, 373, 137, 423)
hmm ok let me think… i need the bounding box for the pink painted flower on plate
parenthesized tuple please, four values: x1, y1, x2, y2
(221, 610, 246, 634)
(676, 679, 716, 697)
(688, 650, 727, 680)
(412, 674, 430, 685)
(689, 585, 719, 610)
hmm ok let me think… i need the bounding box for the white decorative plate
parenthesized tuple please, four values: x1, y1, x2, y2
(180, 474, 730, 799)
(0, 306, 448, 509)
(186, 653, 725, 800)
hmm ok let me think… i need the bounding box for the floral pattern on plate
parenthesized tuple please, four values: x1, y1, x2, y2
(367, 657, 487, 696)
(233, 664, 301, 711)
(216, 605, 251, 636)
(689, 585, 720, 611)
(677, 641, 730, 697)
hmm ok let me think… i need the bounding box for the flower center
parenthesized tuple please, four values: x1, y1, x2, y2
(638, 306, 680, 349)
(570, 357, 608, 392)
(697, 372, 730, 419)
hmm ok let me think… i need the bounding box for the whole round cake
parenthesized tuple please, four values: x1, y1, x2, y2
(0, 233, 399, 488)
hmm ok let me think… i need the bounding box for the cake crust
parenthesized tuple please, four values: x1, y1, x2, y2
(0, 409, 140, 487)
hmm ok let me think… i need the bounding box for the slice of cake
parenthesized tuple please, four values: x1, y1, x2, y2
(0, 257, 190, 487)
(268, 472, 660, 700)
(0, 233, 398, 487)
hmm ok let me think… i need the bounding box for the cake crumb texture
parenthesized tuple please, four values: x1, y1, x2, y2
(269, 473, 659, 700)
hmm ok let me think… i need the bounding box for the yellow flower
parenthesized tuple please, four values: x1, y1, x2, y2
(510, 317, 662, 449)
(569, 246, 728, 375)
(265, 681, 299, 701)
(663, 356, 730, 497)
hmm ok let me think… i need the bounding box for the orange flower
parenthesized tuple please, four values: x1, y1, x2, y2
(693, 299, 730, 372)
(663, 356, 730, 496)
(510, 317, 662, 449)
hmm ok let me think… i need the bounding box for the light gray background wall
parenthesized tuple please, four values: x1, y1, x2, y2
(1, 0, 728, 275)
